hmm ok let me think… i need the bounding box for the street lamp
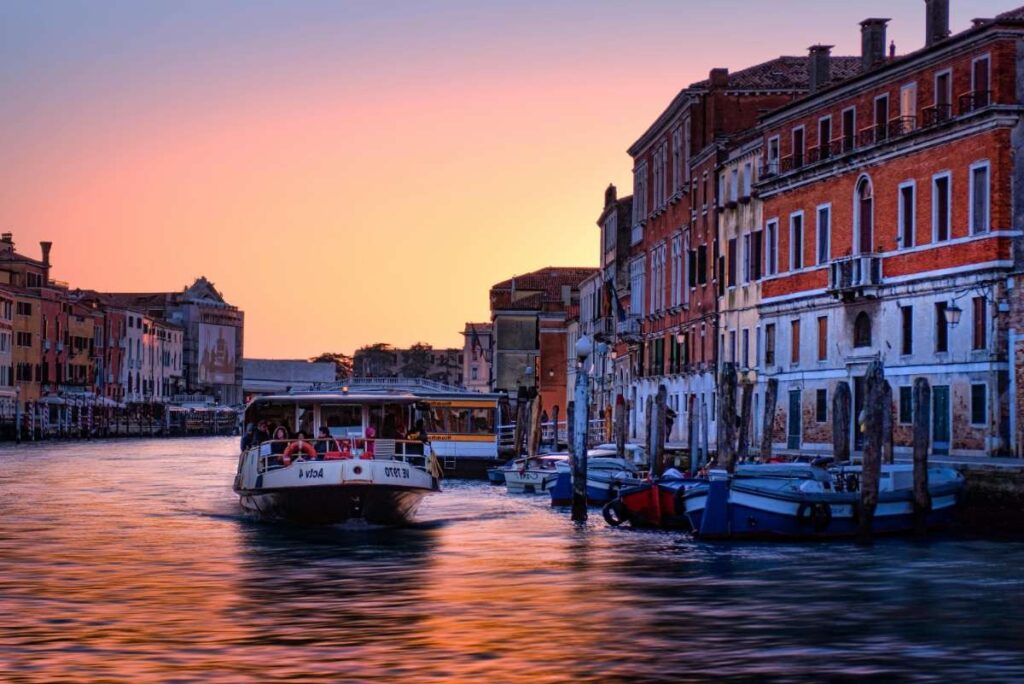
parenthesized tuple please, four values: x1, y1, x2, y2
(944, 301, 963, 328)
(575, 335, 593, 361)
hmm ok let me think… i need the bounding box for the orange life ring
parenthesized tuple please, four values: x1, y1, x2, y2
(283, 440, 317, 465)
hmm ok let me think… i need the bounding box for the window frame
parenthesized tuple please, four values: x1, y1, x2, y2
(901, 305, 913, 356)
(968, 160, 991, 235)
(970, 53, 992, 95)
(817, 114, 832, 158)
(791, 125, 805, 167)
(841, 106, 857, 152)
(897, 180, 916, 249)
(815, 388, 828, 423)
(765, 218, 779, 276)
(815, 203, 831, 266)
(790, 318, 801, 366)
(970, 383, 987, 427)
(934, 68, 952, 107)
(789, 210, 804, 271)
(932, 171, 953, 243)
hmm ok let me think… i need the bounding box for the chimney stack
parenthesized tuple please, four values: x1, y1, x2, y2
(709, 68, 729, 88)
(808, 45, 834, 92)
(39, 241, 52, 283)
(605, 183, 617, 208)
(860, 18, 890, 70)
(925, 0, 950, 47)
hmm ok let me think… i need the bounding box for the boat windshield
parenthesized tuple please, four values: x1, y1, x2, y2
(320, 404, 363, 437)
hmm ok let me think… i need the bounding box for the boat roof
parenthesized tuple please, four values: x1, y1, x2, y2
(248, 391, 420, 407)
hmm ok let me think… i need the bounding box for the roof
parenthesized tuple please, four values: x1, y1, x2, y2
(490, 267, 597, 295)
(997, 5, 1024, 20)
(689, 55, 860, 91)
(629, 55, 859, 155)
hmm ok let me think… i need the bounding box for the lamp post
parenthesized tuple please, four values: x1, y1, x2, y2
(571, 335, 592, 522)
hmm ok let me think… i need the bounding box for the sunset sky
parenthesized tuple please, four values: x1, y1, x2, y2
(0, 0, 1003, 358)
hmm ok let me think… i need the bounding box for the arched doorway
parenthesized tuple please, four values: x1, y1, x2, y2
(855, 176, 874, 254)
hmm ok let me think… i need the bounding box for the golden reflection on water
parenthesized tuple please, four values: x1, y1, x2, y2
(0, 438, 1023, 682)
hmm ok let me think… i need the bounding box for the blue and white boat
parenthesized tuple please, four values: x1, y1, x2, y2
(681, 463, 964, 539)
(504, 454, 568, 494)
(487, 461, 515, 485)
(548, 444, 648, 506)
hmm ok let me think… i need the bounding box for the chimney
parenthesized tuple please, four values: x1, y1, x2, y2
(709, 68, 729, 88)
(1, 233, 12, 245)
(808, 45, 833, 92)
(605, 183, 617, 208)
(40, 241, 52, 283)
(860, 18, 890, 70)
(925, 0, 950, 47)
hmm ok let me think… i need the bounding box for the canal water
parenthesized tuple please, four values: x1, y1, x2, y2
(0, 438, 1022, 683)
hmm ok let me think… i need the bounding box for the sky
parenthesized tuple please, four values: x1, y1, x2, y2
(0, 0, 1007, 358)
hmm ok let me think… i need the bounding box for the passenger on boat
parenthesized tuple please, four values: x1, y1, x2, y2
(405, 420, 428, 455)
(255, 420, 271, 444)
(364, 425, 376, 459)
(315, 426, 339, 459)
(270, 427, 290, 455)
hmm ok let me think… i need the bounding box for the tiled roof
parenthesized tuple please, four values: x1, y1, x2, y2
(490, 267, 597, 297)
(690, 55, 861, 91)
(997, 5, 1024, 20)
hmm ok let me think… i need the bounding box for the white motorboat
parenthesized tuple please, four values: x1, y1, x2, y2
(234, 391, 441, 525)
(504, 454, 568, 494)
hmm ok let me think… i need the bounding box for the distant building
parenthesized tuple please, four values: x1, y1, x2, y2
(352, 344, 464, 387)
(103, 277, 244, 405)
(461, 322, 493, 392)
(243, 359, 336, 399)
(489, 266, 597, 413)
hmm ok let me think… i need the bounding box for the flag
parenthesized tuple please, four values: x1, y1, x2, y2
(605, 279, 626, 322)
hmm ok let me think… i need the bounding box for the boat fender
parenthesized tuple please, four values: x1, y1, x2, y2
(283, 441, 317, 462)
(602, 499, 629, 527)
(796, 502, 832, 532)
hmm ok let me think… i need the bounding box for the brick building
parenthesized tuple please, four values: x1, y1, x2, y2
(623, 55, 859, 451)
(755, 3, 1024, 458)
(489, 266, 596, 414)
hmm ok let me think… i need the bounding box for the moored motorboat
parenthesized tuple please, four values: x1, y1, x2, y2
(548, 445, 648, 506)
(504, 454, 567, 494)
(682, 463, 964, 539)
(487, 461, 515, 485)
(601, 472, 704, 529)
(234, 391, 442, 525)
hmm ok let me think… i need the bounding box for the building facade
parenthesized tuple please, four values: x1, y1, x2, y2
(461, 322, 493, 393)
(490, 267, 596, 413)
(623, 56, 859, 452)
(756, 5, 1024, 458)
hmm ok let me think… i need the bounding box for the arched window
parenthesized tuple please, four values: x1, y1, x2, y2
(853, 312, 872, 348)
(855, 176, 874, 254)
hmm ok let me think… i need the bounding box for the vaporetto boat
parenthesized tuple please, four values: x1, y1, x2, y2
(234, 391, 442, 525)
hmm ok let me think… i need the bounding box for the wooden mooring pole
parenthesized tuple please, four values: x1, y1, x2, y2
(528, 394, 543, 458)
(882, 380, 895, 464)
(760, 378, 778, 460)
(550, 405, 560, 450)
(912, 377, 932, 536)
(718, 362, 738, 473)
(652, 385, 667, 479)
(832, 381, 851, 463)
(858, 359, 885, 544)
(644, 395, 654, 462)
(614, 394, 626, 459)
(736, 380, 753, 463)
(571, 348, 590, 522)
(566, 401, 575, 456)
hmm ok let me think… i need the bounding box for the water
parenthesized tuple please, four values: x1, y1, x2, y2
(0, 437, 1022, 682)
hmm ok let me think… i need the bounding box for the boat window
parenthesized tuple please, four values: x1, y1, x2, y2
(369, 403, 406, 438)
(426, 406, 495, 434)
(246, 403, 296, 436)
(296, 404, 316, 437)
(320, 404, 363, 437)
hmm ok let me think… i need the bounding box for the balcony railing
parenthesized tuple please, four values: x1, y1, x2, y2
(828, 254, 882, 298)
(765, 92, 996, 181)
(616, 316, 641, 338)
(958, 90, 992, 115)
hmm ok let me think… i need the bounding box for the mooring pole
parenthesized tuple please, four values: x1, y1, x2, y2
(14, 390, 21, 445)
(652, 385, 667, 479)
(859, 359, 885, 544)
(614, 394, 626, 459)
(718, 362, 738, 473)
(912, 377, 932, 536)
(550, 405, 559, 450)
(760, 377, 778, 460)
(882, 380, 894, 464)
(736, 380, 753, 463)
(528, 394, 543, 458)
(644, 395, 654, 460)
(832, 381, 851, 463)
(571, 337, 592, 522)
(566, 401, 575, 456)
(700, 398, 710, 468)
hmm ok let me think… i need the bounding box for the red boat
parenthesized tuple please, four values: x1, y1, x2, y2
(601, 476, 703, 529)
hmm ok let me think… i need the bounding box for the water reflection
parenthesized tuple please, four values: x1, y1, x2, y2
(0, 438, 1021, 682)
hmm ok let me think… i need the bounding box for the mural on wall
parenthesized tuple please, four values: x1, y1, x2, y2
(198, 324, 236, 385)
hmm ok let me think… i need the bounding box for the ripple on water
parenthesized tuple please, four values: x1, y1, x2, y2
(0, 437, 1022, 682)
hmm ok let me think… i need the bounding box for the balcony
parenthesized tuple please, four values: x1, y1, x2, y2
(828, 254, 882, 300)
(764, 93, 996, 182)
(616, 315, 641, 340)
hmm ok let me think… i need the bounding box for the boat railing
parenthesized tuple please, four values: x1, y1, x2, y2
(253, 438, 433, 473)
